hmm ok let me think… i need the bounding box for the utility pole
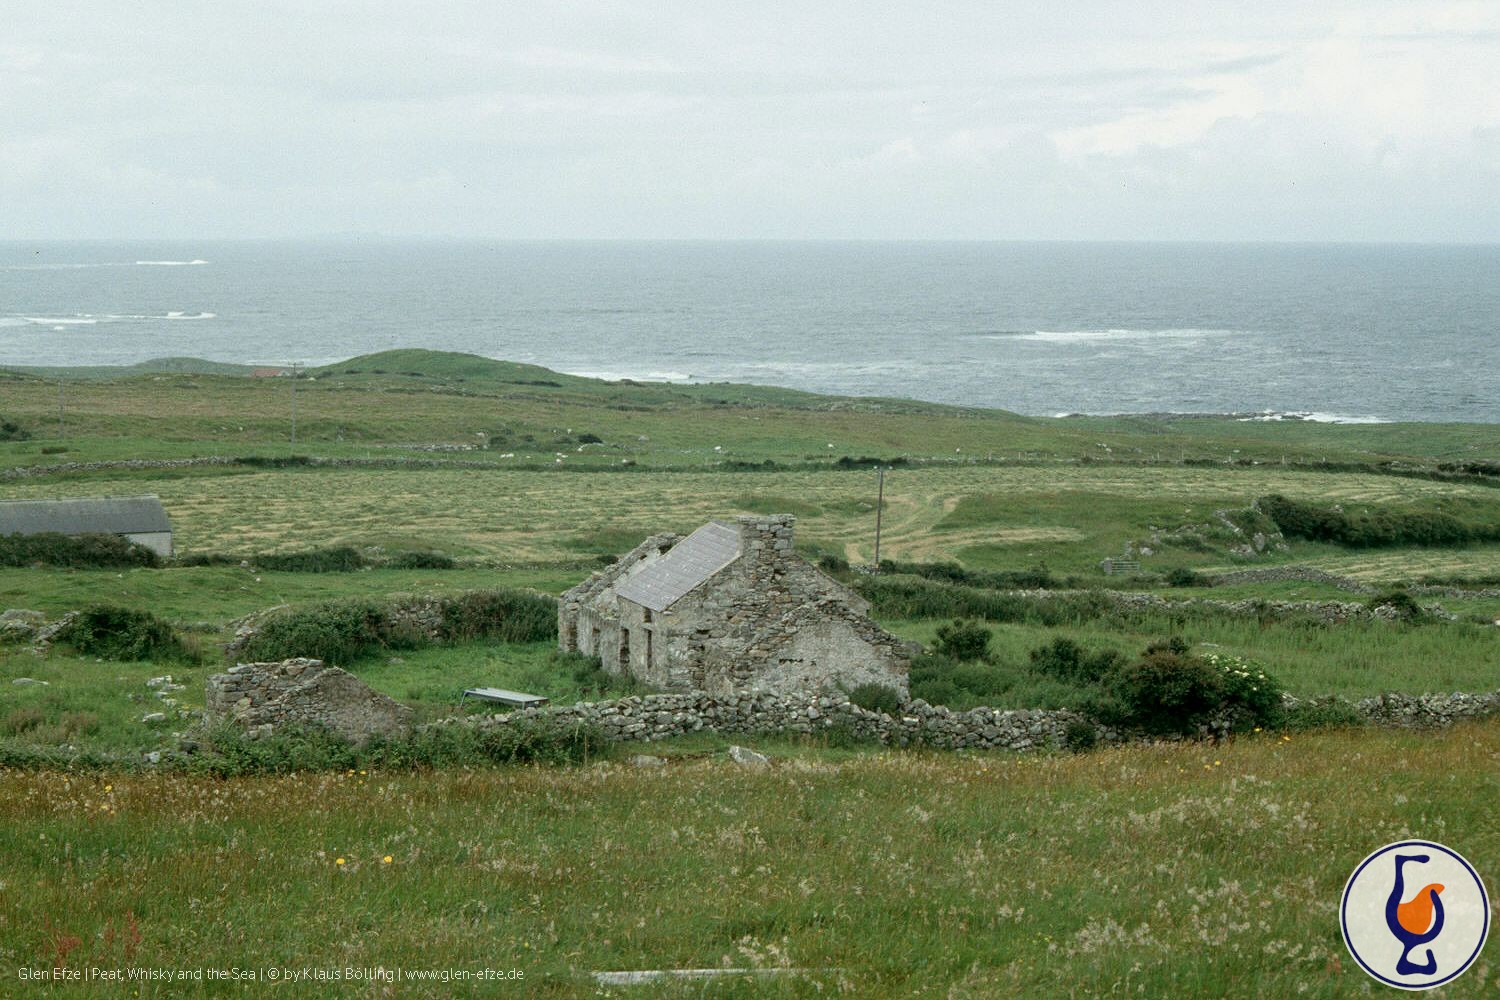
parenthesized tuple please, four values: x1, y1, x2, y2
(289, 362, 301, 449)
(56, 379, 65, 438)
(873, 465, 886, 570)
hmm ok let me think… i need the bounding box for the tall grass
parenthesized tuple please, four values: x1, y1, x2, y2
(0, 722, 1494, 996)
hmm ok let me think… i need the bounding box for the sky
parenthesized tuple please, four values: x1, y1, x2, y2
(3, 1, 1498, 241)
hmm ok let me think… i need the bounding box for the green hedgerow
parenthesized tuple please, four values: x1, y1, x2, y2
(436, 590, 557, 644)
(388, 550, 457, 570)
(0, 531, 160, 569)
(253, 546, 366, 572)
(238, 598, 418, 665)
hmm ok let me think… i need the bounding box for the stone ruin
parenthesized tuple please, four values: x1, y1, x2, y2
(559, 514, 912, 698)
(204, 658, 413, 743)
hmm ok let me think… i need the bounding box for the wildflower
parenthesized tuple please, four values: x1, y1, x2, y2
(382, 855, 393, 864)
(336, 858, 346, 866)
(104, 784, 112, 792)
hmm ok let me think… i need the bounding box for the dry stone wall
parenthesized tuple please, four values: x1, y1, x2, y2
(455, 688, 1500, 751)
(461, 691, 1089, 751)
(1010, 588, 1454, 624)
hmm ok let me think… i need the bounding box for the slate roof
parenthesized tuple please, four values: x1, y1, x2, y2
(615, 520, 741, 611)
(0, 495, 171, 537)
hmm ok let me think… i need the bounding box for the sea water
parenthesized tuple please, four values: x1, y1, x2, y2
(1, 240, 1496, 422)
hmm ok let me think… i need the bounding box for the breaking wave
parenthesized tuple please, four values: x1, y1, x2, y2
(997, 328, 1233, 343)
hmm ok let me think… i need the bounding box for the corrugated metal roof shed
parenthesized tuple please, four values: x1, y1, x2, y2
(0, 495, 171, 536)
(616, 521, 740, 611)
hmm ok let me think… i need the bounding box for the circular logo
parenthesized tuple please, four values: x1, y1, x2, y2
(1341, 840, 1490, 990)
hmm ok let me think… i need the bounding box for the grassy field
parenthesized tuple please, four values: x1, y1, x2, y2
(0, 722, 1495, 997)
(2, 350, 1499, 759)
(2, 351, 1498, 994)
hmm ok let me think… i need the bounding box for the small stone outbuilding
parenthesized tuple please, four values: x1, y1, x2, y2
(0, 495, 173, 558)
(559, 515, 910, 698)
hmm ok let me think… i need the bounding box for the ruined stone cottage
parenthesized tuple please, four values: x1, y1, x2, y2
(559, 515, 910, 697)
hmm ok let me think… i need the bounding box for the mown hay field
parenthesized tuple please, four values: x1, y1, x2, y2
(7, 464, 1500, 574)
(1, 722, 1496, 998)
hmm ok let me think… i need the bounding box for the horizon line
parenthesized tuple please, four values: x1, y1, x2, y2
(3, 235, 1499, 247)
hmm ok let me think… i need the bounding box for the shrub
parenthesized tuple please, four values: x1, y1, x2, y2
(0, 531, 161, 569)
(175, 551, 242, 567)
(1063, 717, 1098, 752)
(253, 546, 365, 572)
(0, 418, 28, 441)
(849, 682, 903, 715)
(1367, 589, 1430, 623)
(388, 550, 456, 570)
(1200, 650, 1285, 729)
(934, 618, 991, 661)
(1095, 647, 1226, 735)
(61, 605, 192, 662)
(1094, 641, 1284, 736)
(817, 553, 851, 574)
(1028, 637, 1124, 685)
(1165, 566, 1206, 588)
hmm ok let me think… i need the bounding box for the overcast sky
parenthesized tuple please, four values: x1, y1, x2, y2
(4, 1, 1498, 241)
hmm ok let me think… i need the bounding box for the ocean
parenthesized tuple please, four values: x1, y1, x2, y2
(1, 240, 1496, 422)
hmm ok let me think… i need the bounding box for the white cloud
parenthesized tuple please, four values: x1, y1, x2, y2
(1, 1, 1496, 239)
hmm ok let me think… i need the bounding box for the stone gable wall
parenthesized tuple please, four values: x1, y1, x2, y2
(205, 658, 414, 743)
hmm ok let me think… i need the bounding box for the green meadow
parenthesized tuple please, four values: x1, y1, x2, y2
(1, 350, 1498, 994)
(1, 722, 1496, 997)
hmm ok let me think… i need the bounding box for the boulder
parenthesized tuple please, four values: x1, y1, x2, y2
(728, 745, 769, 768)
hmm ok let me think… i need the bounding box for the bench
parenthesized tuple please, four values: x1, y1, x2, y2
(460, 687, 550, 709)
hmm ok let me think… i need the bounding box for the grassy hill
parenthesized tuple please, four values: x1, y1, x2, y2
(2, 349, 1497, 471)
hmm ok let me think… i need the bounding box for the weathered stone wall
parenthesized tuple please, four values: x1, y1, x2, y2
(1009, 588, 1454, 624)
(455, 688, 1500, 751)
(205, 658, 414, 743)
(463, 691, 1086, 751)
(1208, 564, 1500, 600)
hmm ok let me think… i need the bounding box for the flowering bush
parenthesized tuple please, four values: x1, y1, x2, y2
(1094, 641, 1284, 736)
